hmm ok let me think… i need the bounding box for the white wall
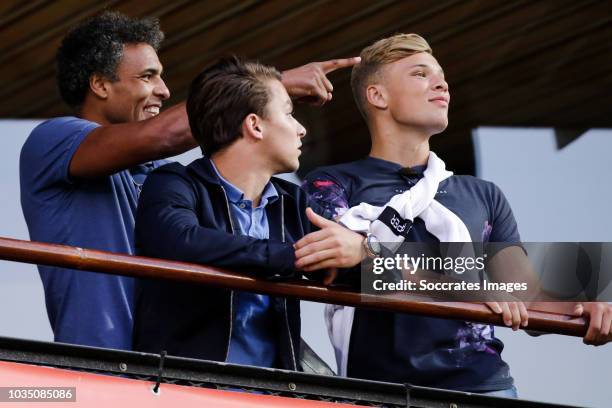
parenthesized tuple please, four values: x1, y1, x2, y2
(474, 127, 612, 408)
(0, 120, 52, 341)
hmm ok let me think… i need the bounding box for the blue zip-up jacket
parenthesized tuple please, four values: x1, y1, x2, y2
(132, 157, 309, 370)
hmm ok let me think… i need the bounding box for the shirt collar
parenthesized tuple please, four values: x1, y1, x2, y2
(210, 161, 279, 207)
(364, 156, 427, 175)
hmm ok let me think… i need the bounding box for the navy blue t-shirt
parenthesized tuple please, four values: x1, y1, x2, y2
(20, 117, 166, 349)
(303, 156, 521, 392)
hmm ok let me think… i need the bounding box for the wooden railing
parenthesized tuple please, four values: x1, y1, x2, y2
(0, 236, 587, 337)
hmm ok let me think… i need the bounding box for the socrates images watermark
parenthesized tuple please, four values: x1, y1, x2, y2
(371, 277, 528, 293)
(362, 242, 612, 302)
(368, 252, 528, 297)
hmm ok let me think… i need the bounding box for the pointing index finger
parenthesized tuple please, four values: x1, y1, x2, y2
(320, 57, 361, 74)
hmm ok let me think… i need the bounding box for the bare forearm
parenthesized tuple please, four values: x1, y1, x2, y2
(145, 103, 198, 157)
(70, 103, 197, 179)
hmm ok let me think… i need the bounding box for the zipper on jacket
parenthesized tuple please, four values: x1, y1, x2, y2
(220, 185, 235, 362)
(281, 195, 285, 243)
(284, 297, 297, 370)
(280, 196, 297, 370)
(220, 185, 235, 233)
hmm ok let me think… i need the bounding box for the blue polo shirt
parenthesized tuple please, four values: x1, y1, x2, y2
(304, 155, 521, 392)
(210, 162, 279, 368)
(20, 116, 166, 349)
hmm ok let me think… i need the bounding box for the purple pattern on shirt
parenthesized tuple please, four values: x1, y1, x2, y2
(482, 220, 492, 242)
(302, 179, 349, 221)
(455, 323, 497, 355)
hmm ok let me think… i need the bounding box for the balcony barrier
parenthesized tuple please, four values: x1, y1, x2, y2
(0, 236, 587, 337)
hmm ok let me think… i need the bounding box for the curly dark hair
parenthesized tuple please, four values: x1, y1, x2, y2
(56, 11, 164, 109)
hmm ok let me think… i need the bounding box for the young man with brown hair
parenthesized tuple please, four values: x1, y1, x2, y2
(300, 33, 612, 396)
(133, 56, 364, 369)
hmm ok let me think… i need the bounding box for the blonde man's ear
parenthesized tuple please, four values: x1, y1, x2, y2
(366, 84, 388, 111)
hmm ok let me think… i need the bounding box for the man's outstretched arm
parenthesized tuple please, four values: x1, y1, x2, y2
(70, 58, 360, 179)
(69, 103, 196, 179)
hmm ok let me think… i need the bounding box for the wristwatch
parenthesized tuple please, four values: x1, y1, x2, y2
(363, 233, 382, 259)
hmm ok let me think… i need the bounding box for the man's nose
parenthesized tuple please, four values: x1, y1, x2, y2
(155, 78, 171, 100)
(433, 74, 449, 93)
(297, 122, 307, 139)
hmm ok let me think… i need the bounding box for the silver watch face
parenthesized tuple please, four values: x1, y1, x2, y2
(368, 234, 382, 255)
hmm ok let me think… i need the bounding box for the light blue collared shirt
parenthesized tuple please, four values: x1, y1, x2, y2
(211, 161, 279, 368)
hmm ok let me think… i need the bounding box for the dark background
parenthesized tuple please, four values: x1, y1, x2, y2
(1, 0, 610, 175)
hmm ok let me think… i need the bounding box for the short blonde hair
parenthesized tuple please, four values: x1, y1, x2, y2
(351, 33, 432, 121)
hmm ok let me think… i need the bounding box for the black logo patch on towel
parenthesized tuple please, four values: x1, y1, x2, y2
(379, 206, 413, 239)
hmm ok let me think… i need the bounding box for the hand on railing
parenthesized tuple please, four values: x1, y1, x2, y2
(574, 302, 612, 345)
(485, 301, 529, 331)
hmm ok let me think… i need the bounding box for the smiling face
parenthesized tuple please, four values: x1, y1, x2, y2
(102, 43, 170, 124)
(260, 79, 307, 173)
(378, 52, 449, 135)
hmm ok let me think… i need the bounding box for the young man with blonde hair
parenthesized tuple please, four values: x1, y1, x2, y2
(300, 33, 612, 396)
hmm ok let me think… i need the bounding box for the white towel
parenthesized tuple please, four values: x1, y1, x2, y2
(339, 152, 471, 248)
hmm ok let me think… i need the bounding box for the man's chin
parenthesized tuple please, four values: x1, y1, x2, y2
(430, 119, 448, 135)
(291, 160, 300, 173)
(141, 112, 158, 121)
(275, 161, 299, 175)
